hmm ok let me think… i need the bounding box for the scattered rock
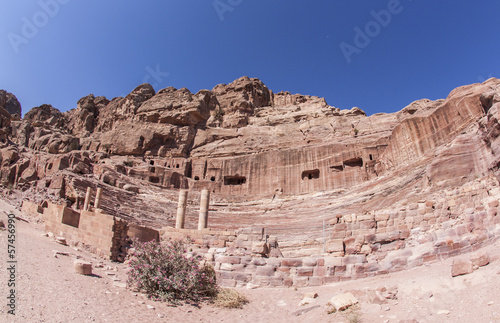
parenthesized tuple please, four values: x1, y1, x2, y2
(471, 252, 490, 268)
(53, 250, 70, 257)
(291, 305, 320, 317)
(299, 297, 316, 306)
(437, 310, 450, 315)
(55, 236, 67, 246)
(302, 292, 318, 299)
(74, 260, 93, 275)
(146, 305, 155, 310)
(331, 292, 358, 311)
(277, 300, 287, 307)
(451, 258, 473, 277)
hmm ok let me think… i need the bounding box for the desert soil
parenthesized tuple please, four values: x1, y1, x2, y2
(1, 198, 499, 323)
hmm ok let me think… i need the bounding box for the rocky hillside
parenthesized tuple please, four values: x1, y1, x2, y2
(1, 76, 500, 233)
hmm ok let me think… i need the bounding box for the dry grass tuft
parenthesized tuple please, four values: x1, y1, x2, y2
(213, 288, 249, 309)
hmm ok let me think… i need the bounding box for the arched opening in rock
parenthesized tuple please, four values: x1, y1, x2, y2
(210, 176, 216, 182)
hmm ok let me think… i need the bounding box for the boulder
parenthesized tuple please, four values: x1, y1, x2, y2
(451, 258, 473, 277)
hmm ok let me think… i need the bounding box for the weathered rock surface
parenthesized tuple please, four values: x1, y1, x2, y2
(0, 89, 22, 117)
(2, 77, 500, 275)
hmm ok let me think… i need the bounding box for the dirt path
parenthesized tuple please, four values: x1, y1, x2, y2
(1, 198, 499, 322)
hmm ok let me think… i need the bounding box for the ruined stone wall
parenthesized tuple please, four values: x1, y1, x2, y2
(21, 175, 500, 288)
(160, 177, 500, 288)
(21, 200, 157, 261)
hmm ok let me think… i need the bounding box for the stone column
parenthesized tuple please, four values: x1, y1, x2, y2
(175, 190, 188, 229)
(94, 187, 103, 210)
(83, 187, 92, 211)
(198, 189, 210, 230)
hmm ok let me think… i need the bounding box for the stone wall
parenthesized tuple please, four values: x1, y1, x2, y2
(161, 177, 500, 288)
(21, 175, 500, 288)
(21, 200, 157, 261)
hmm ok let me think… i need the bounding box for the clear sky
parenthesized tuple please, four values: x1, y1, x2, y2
(1, 0, 499, 116)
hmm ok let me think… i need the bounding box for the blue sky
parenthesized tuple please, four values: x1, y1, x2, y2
(1, 0, 499, 116)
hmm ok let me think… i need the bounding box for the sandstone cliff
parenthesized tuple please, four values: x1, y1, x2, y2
(1, 77, 500, 232)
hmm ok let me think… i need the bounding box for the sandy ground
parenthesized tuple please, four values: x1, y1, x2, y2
(1, 198, 500, 323)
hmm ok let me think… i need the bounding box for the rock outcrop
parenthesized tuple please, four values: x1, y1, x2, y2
(0, 90, 22, 117)
(2, 77, 500, 260)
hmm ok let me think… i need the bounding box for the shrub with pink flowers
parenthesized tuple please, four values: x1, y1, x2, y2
(127, 239, 217, 304)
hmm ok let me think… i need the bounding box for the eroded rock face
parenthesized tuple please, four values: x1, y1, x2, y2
(2, 77, 500, 217)
(209, 76, 272, 128)
(0, 90, 22, 117)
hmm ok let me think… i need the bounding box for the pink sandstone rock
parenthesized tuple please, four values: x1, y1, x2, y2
(451, 258, 473, 277)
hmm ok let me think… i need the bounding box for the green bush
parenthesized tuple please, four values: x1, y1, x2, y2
(127, 239, 217, 305)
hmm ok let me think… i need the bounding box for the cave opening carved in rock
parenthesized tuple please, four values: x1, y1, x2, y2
(343, 157, 363, 168)
(302, 169, 320, 180)
(224, 175, 246, 185)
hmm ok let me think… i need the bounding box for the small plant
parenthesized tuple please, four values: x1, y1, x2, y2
(353, 128, 359, 136)
(127, 238, 218, 305)
(213, 288, 249, 309)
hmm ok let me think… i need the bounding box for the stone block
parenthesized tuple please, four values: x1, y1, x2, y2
(331, 292, 358, 311)
(74, 260, 92, 275)
(343, 255, 366, 265)
(283, 278, 293, 287)
(266, 258, 281, 268)
(296, 267, 314, 277)
(324, 257, 343, 267)
(234, 273, 252, 283)
(281, 259, 303, 267)
(313, 266, 326, 277)
(252, 276, 271, 287)
(327, 239, 344, 254)
(323, 276, 340, 284)
(302, 258, 317, 267)
(269, 277, 284, 287)
(252, 258, 267, 266)
(359, 220, 376, 230)
(219, 263, 234, 271)
(256, 266, 276, 276)
(343, 237, 362, 254)
(293, 277, 309, 287)
(308, 277, 324, 286)
(451, 258, 473, 277)
(216, 256, 241, 264)
(252, 242, 269, 255)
